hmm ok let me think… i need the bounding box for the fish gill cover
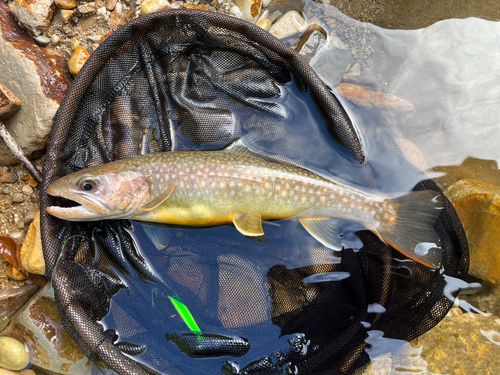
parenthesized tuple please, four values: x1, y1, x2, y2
(40, 9, 468, 375)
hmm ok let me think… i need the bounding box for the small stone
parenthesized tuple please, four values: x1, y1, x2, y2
(5, 265, 27, 281)
(394, 138, 427, 171)
(27, 175, 37, 188)
(330, 36, 347, 50)
(335, 83, 416, 116)
(268, 10, 305, 39)
(110, 11, 127, 25)
(267, 10, 281, 23)
(0, 172, 19, 184)
(170, 1, 183, 8)
(236, 0, 262, 22)
(256, 18, 271, 31)
(50, 34, 61, 45)
(59, 9, 74, 23)
(342, 62, 361, 81)
(21, 185, 33, 196)
(2, 187, 12, 195)
(0, 84, 22, 122)
(105, 0, 118, 10)
(115, 1, 123, 12)
(0, 337, 30, 371)
(20, 212, 44, 276)
(55, 0, 77, 9)
(140, 0, 171, 15)
(124, 7, 136, 20)
(68, 46, 91, 76)
(87, 34, 102, 44)
(12, 193, 25, 203)
(97, 5, 107, 15)
(296, 25, 327, 63)
(229, 5, 242, 17)
(10, 232, 23, 241)
(78, 2, 96, 14)
(183, 3, 208, 9)
(33, 34, 50, 45)
(71, 39, 81, 50)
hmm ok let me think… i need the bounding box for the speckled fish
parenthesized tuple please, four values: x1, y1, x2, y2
(46, 141, 443, 268)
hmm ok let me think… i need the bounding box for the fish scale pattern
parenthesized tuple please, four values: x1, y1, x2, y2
(40, 10, 468, 375)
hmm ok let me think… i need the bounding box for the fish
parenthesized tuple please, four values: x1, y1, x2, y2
(46, 141, 443, 268)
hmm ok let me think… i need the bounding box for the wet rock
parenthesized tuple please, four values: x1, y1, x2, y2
(229, 5, 242, 18)
(1, 284, 93, 374)
(444, 179, 500, 284)
(11, 194, 25, 203)
(59, 9, 74, 23)
(183, 3, 208, 10)
(335, 83, 416, 117)
(8, 0, 55, 36)
(309, 44, 351, 87)
(68, 46, 91, 76)
(0, 2, 73, 165)
(394, 138, 427, 172)
(140, 0, 171, 15)
(0, 337, 30, 371)
(5, 265, 27, 281)
(342, 62, 361, 81)
(22, 185, 33, 196)
(55, 0, 77, 9)
(256, 18, 271, 31)
(77, 2, 96, 14)
(20, 212, 44, 276)
(410, 313, 500, 374)
(236, 0, 262, 22)
(0, 85, 21, 122)
(0, 285, 38, 332)
(269, 10, 305, 39)
(33, 34, 50, 45)
(296, 24, 327, 63)
(170, 1, 183, 8)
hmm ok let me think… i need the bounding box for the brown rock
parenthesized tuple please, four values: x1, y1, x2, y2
(67, 46, 91, 76)
(105, 0, 118, 11)
(410, 313, 500, 374)
(256, 19, 271, 31)
(0, 1, 73, 165)
(183, 3, 209, 10)
(296, 24, 327, 64)
(8, 0, 56, 36)
(335, 83, 416, 117)
(0, 85, 22, 121)
(0, 284, 39, 332)
(20, 211, 45, 276)
(109, 11, 127, 25)
(444, 179, 500, 283)
(140, 0, 171, 15)
(55, 0, 78, 10)
(0, 172, 19, 183)
(394, 138, 427, 172)
(6, 265, 27, 281)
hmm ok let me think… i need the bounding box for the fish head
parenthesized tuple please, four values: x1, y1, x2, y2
(46, 164, 150, 221)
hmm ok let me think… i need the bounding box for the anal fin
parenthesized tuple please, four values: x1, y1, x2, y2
(233, 212, 264, 236)
(141, 185, 175, 212)
(299, 218, 344, 250)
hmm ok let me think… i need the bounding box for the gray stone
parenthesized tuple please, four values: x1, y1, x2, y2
(0, 172, 18, 183)
(33, 34, 50, 45)
(21, 185, 33, 196)
(0, 2, 73, 165)
(12, 193, 25, 203)
(8, 0, 56, 36)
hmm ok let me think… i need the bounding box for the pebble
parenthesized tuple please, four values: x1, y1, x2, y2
(269, 10, 306, 39)
(21, 185, 33, 196)
(11, 194, 24, 203)
(78, 2, 96, 14)
(55, 0, 77, 9)
(115, 1, 123, 12)
(183, 3, 208, 10)
(0, 173, 18, 184)
(50, 35, 61, 46)
(0, 337, 30, 371)
(342, 62, 361, 81)
(2, 187, 11, 195)
(170, 1, 183, 8)
(33, 35, 50, 45)
(5, 265, 26, 281)
(256, 18, 271, 31)
(110, 11, 127, 25)
(71, 39, 80, 50)
(236, 0, 262, 22)
(105, 0, 118, 10)
(60, 9, 75, 23)
(140, 0, 171, 15)
(229, 5, 242, 17)
(68, 46, 91, 76)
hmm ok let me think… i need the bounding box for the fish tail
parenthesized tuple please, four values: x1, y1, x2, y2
(376, 190, 443, 268)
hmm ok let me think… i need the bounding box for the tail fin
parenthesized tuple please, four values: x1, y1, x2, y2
(377, 190, 443, 268)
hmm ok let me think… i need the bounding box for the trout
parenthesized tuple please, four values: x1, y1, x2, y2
(46, 142, 443, 268)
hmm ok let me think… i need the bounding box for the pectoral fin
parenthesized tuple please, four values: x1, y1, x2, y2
(233, 212, 264, 236)
(299, 218, 344, 250)
(141, 185, 175, 212)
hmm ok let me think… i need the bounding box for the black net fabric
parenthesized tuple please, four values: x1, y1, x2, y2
(40, 10, 468, 375)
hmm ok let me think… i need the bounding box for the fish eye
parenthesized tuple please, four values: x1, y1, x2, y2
(79, 179, 97, 191)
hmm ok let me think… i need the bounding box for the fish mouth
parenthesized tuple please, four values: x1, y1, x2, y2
(46, 184, 109, 221)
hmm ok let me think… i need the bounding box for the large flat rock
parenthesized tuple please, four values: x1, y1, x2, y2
(0, 2, 72, 165)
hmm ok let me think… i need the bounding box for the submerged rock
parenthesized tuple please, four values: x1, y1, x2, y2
(0, 2, 73, 165)
(295, 24, 327, 64)
(410, 313, 500, 374)
(444, 179, 500, 284)
(1, 284, 93, 374)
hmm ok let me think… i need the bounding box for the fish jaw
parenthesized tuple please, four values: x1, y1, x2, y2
(46, 204, 109, 221)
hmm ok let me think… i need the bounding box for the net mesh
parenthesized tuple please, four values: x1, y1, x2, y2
(40, 10, 468, 375)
